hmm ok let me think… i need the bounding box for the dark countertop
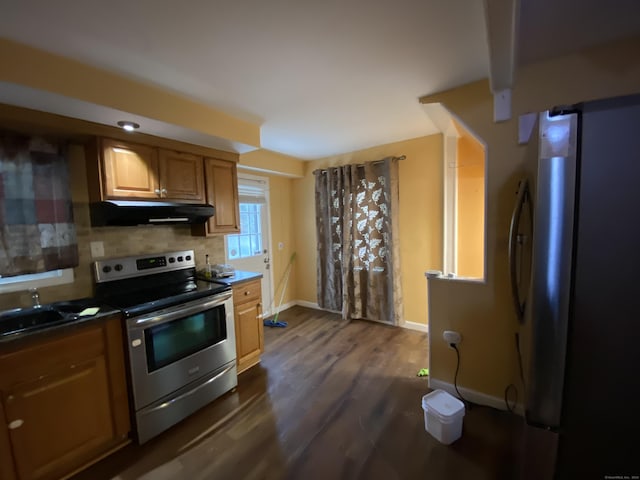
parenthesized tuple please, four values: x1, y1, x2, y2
(205, 270, 263, 286)
(1, 271, 261, 346)
(0, 301, 121, 347)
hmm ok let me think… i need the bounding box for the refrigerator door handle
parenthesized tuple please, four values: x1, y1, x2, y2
(508, 178, 531, 323)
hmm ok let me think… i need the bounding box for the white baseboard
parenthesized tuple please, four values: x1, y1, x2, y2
(294, 300, 321, 310)
(262, 300, 296, 318)
(428, 377, 524, 416)
(266, 300, 330, 315)
(401, 321, 429, 333)
(284, 302, 430, 332)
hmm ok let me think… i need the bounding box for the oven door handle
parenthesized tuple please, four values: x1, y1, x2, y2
(129, 291, 233, 328)
(139, 363, 235, 416)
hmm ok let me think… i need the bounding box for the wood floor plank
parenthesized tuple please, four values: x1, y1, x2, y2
(72, 306, 522, 480)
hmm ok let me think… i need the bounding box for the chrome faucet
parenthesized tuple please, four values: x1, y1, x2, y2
(29, 288, 41, 308)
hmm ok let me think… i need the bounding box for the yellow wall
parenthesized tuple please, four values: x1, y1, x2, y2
(456, 131, 485, 278)
(293, 134, 443, 326)
(0, 38, 260, 148)
(240, 149, 305, 178)
(420, 35, 640, 401)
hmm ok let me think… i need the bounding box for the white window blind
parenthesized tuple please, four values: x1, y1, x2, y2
(238, 178, 267, 204)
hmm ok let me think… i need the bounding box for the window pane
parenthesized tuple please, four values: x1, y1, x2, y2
(256, 206, 263, 234)
(240, 213, 249, 232)
(239, 235, 251, 257)
(251, 235, 262, 255)
(227, 236, 240, 259)
(251, 214, 259, 233)
(228, 202, 266, 260)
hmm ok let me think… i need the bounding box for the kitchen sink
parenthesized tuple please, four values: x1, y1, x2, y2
(0, 307, 68, 337)
(0, 298, 107, 339)
(51, 301, 91, 314)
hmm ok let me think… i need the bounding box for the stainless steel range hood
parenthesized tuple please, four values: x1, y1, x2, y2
(90, 200, 214, 226)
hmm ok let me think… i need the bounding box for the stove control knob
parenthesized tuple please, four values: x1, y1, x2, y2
(114, 264, 123, 272)
(185, 255, 192, 261)
(102, 265, 112, 273)
(168, 257, 175, 263)
(177, 256, 184, 262)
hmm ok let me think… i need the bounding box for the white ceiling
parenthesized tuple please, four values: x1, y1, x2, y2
(1, 0, 639, 160)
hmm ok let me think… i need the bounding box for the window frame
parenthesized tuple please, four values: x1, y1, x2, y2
(225, 203, 264, 260)
(0, 268, 75, 294)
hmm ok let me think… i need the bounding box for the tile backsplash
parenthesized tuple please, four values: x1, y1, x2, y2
(0, 143, 226, 310)
(0, 208, 225, 309)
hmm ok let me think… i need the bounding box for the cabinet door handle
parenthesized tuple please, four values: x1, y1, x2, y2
(8, 419, 24, 430)
(161, 188, 168, 195)
(155, 189, 161, 196)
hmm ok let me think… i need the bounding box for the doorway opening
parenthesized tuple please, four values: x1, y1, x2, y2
(443, 119, 487, 280)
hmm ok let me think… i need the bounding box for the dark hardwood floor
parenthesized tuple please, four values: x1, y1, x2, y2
(72, 306, 523, 480)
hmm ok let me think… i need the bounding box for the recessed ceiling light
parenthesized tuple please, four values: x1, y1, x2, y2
(117, 121, 140, 132)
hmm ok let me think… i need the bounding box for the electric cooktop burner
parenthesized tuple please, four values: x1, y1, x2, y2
(93, 250, 231, 318)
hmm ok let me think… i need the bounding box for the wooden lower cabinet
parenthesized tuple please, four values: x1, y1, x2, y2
(232, 279, 264, 374)
(0, 402, 14, 480)
(0, 316, 130, 480)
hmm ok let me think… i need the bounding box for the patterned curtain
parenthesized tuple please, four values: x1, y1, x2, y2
(0, 133, 79, 277)
(314, 157, 403, 324)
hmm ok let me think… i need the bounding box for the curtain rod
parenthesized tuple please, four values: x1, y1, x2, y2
(313, 155, 405, 174)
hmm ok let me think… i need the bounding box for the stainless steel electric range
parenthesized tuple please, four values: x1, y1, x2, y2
(93, 250, 236, 444)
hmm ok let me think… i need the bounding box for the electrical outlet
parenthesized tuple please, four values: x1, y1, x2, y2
(90, 241, 105, 258)
(443, 330, 461, 346)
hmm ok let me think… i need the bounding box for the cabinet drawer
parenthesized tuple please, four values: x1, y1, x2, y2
(0, 327, 105, 389)
(232, 279, 261, 305)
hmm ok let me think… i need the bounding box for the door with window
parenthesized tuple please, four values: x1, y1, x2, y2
(225, 175, 273, 316)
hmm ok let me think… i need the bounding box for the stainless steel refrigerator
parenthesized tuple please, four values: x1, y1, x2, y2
(510, 93, 640, 479)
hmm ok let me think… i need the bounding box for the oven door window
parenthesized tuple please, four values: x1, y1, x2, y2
(144, 305, 227, 372)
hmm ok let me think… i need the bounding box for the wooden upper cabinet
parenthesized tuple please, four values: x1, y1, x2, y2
(98, 139, 205, 203)
(102, 138, 160, 200)
(158, 149, 205, 202)
(193, 157, 240, 235)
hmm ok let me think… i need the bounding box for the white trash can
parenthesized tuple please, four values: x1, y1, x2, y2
(421, 389, 465, 445)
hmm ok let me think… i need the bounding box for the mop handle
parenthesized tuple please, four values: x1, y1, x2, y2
(275, 253, 295, 313)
